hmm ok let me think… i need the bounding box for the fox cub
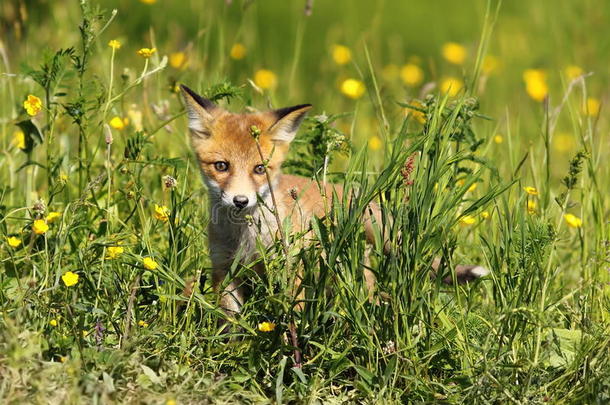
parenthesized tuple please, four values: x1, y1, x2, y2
(180, 85, 488, 314)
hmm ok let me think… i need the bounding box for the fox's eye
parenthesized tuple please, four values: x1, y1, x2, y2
(214, 161, 229, 172)
(253, 164, 265, 175)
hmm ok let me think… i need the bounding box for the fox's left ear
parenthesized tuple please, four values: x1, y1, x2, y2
(268, 104, 312, 143)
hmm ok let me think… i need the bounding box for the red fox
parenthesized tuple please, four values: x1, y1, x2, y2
(180, 85, 489, 314)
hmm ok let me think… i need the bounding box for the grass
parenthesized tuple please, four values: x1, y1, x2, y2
(1, 0, 609, 403)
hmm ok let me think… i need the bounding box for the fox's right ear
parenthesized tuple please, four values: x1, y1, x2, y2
(180, 85, 217, 137)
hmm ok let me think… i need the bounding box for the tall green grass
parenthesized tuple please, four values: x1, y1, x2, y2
(0, 0, 608, 403)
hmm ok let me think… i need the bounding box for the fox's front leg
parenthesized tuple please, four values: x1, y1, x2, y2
(212, 268, 244, 315)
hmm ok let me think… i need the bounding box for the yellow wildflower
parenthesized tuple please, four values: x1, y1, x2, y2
(340, 78, 365, 99)
(106, 246, 124, 259)
(32, 219, 49, 235)
(143, 257, 158, 270)
(140, 0, 156, 3)
(368, 136, 382, 151)
(564, 65, 583, 81)
(523, 186, 538, 196)
(6, 236, 22, 248)
(523, 69, 548, 102)
(127, 107, 143, 131)
(459, 215, 476, 226)
(60, 356, 67, 363)
(59, 173, 68, 183)
(109, 116, 128, 130)
(82, 330, 89, 337)
(166, 399, 177, 405)
(13, 130, 26, 149)
(108, 40, 121, 50)
(154, 204, 171, 222)
(480, 211, 490, 220)
(494, 134, 504, 144)
(332, 44, 352, 65)
(138, 320, 149, 328)
(405, 101, 426, 124)
(23, 95, 42, 116)
(482, 55, 499, 74)
(46, 211, 62, 224)
(583, 97, 600, 117)
(137, 47, 156, 59)
(442, 42, 467, 65)
(169, 52, 187, 69)
(400, 63, 424, 86)
(61, 271, 79, 287)
(258, 321, 276, 332)
(564, 214, 582, 228)
(440, 77, 463, 97)
(382, 64, 399, 81)
(468, 183, 477, 192)
(230, 43, 247, 60)
(254, 69, 277, 90)
(527, 200, 537, 214)
(553, 133, 575, 153)
(49, 319, 58, 327)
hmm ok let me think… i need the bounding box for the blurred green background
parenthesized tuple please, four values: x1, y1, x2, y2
(1, 0, 607, 179)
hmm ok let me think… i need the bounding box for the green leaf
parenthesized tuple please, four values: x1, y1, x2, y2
(16, 120, 44, 153)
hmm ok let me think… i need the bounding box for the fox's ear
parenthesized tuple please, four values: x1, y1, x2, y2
(180, 84, 218, 137)
(268, 104, 312, 143)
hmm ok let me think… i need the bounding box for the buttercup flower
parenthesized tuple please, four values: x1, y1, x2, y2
(143, 257, 158, 270)
(108, 39, 121, 50)
(32, 219, 49, 235)
(253, 69, 277, 90)
(169, 52, 187, 69)
(258, 321, 276, 332)
(564, 65, 583, 81)
(480, 211, 490, 220)
(139, 0, 156, 3)
(382, 64, 399, 81)
(340, 78, 365, 99)
(400, 63, 423, 86)
(442, 42, 467, 65)
(138, 320, 149, 328)
(523, 186, 538, 196)
(13, 130, 26, 150)
(62, 271, 79, 287)
(230, 43, 246, 60)
(405, 101, 426, 124)
(368, 136, 382, 151)
(109, 116, 128, 130)
(482, 55, 499, 74)
(459, 215, 476, 226)
(46, 211, 62, 224)
(137, 47, 156, 59)
(494, 134, 504, 144)
(49, 319, 58, 327)
(583, 98, 600, 117)
(527, 200, 537, 214)
(564, 213, 582, 228)
(6, 236, 22, 248)
(154, 204, 171, 222)
(106, 246, 124, 259)
(332, 44, 352, 65)
(523, 69, 548, 102)
(553, 133, 575, 153)
(23, 95, 42, 116)
(440, 77, 463, 96)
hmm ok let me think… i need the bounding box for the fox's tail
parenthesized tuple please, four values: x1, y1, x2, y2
(363, 203, 490, 284)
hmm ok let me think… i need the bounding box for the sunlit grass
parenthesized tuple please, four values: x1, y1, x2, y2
(0, 0, 608, 403)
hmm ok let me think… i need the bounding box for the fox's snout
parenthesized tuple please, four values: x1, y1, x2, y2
(232, 195, 249, 209)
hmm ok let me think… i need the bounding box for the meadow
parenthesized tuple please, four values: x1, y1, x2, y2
(1, 0, 609, 403)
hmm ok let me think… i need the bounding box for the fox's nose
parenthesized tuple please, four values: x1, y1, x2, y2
(233, 195, 249, 209)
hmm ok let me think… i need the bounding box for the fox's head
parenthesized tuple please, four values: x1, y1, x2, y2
(181, 85, 311, 210)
